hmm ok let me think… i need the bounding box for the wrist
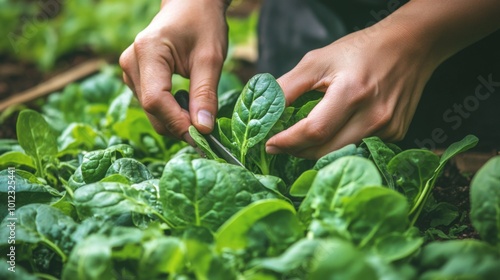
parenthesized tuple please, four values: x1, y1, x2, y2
(161, 0, 230, 10)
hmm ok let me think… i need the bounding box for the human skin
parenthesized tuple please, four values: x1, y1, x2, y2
(120, 0, 500, 159)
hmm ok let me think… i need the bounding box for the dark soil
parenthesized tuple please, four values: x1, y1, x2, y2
(417, 161, 481, 241)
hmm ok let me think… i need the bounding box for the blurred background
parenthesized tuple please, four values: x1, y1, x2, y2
(0, 0, 261, 137)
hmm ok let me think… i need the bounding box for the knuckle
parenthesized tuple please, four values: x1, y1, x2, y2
(193, 84, 217, 101)
(195, 50, 224, 66)
(133, 31, 156, 53)
(119, 50, 131, 70)
(140, 94, 161, 114)
(303, 121, 329, 143)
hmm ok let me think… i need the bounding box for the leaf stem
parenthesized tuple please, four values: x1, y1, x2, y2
(41, 237, 67, 263)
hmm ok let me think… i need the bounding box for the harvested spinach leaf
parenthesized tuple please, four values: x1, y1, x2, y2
(231, 73, 285, 164)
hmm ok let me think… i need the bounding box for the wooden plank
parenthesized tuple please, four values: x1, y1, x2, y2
(0, 58, 107, 111)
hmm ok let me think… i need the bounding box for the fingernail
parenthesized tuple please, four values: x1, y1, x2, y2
(266, 145, 283, 155)
(197, 110, 214, 130)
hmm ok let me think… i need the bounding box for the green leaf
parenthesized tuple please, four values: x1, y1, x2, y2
(362, 137, 398, 189)
(159, 155, 280, 231)
(409, 135, 478, 226)
(62, 235, 114, 280)
(298, 156, 381, 225)
(313, 144, 364, 170)
(343, 187, 410, 247)
(106, 87, 133, 125)
(81, 149, 114, 183)
(73, 182, 167, 225)
(112, 108, 170, 158)
(16, 109, 58, 176)
(415, 240, 500, 279)
(216, 117, 236, 152)
(470, 156, 500, 245)
(80, 144, 135, 184)
(309, 239, 378, 280)
(373, 232, 424, 262)
(57, 123, 101, 152)
(0, 151, 35, 171)
(188, 125, 220, 160)
(0, 170, 61, 220)
(215, 199, 296, 250)
(232, 73, 285, 162)
(439, 134, 479, 165)
(289, 169, 317, 197)
(387, 149, 439, 210)
(138, 237, 185, 278)
(251, 239, 321, 275)
(428, 202, 459, 227)
(105, 158, 153, 184)
(0, 204, 74, 261)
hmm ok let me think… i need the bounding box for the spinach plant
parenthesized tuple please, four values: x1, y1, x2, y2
(1, 70, 497, 280)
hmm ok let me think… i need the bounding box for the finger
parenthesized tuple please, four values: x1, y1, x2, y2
(134, 35, 191, 139)
(277, 51, 327, 106)
(188, 51, 224, 134)
(266, 81, 354, 157)
(291, 117, 372, 159)
(119, 46, 141, 96)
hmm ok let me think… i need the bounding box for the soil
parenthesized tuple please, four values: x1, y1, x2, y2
(424, 161, 480, 240)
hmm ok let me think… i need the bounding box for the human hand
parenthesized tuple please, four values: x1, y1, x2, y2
(266, 25, 437, 159)
(119, 0, 228, 142)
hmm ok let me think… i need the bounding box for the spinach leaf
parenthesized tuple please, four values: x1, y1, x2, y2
(249, 239, 321, 276)
(231, 73, 285, 163)
(387, 149, 439, 211)
(81, 149, 114, 183)
(0, 204, 75, 261)
(373, 232, 424, 262)
(189, 125, 219, 160)
(470, 156, 500, 246)
(105, 158, 153, 184)
(105, 87, 133, 125)
(362, 137, 398, 189)
(409, 135, 478, 226)
(57, 123, 103, 153)
(72, 182, 168, 226)
(16, 109, 58, 177)
(216, 117, 236, 153)
(309, 239, 378, 280)
(0, 151, 35, 171)
(414, 240, 500, 279)
(0, 170, 61, 220)
(62, 235, 114, 280)
(159, 155, 281, 232)
(78, 144, 135, 185)
(313, 143, 366, 170)
(289, 169, 317, 198)
(215, 199, 297, 250)
(138, 237, 185, 279)
(342, 187, 410, 248)
(298, 156, 381, 225)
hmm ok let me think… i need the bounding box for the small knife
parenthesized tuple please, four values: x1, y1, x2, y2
(174, 90, 244, 167)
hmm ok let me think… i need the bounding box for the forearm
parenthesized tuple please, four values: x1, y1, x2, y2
(378, 0, 500, 67)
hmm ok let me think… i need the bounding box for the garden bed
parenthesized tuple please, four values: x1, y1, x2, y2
(1, 70, 499, 279)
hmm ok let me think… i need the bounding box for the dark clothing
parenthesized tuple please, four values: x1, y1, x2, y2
(257, 0, 500, 151)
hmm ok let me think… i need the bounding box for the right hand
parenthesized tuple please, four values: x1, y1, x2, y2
(119, 0, 228, 142)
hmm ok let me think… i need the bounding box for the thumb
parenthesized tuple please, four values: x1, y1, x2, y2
(189, 54, 223, 134)
(277, 52, 325, 106)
